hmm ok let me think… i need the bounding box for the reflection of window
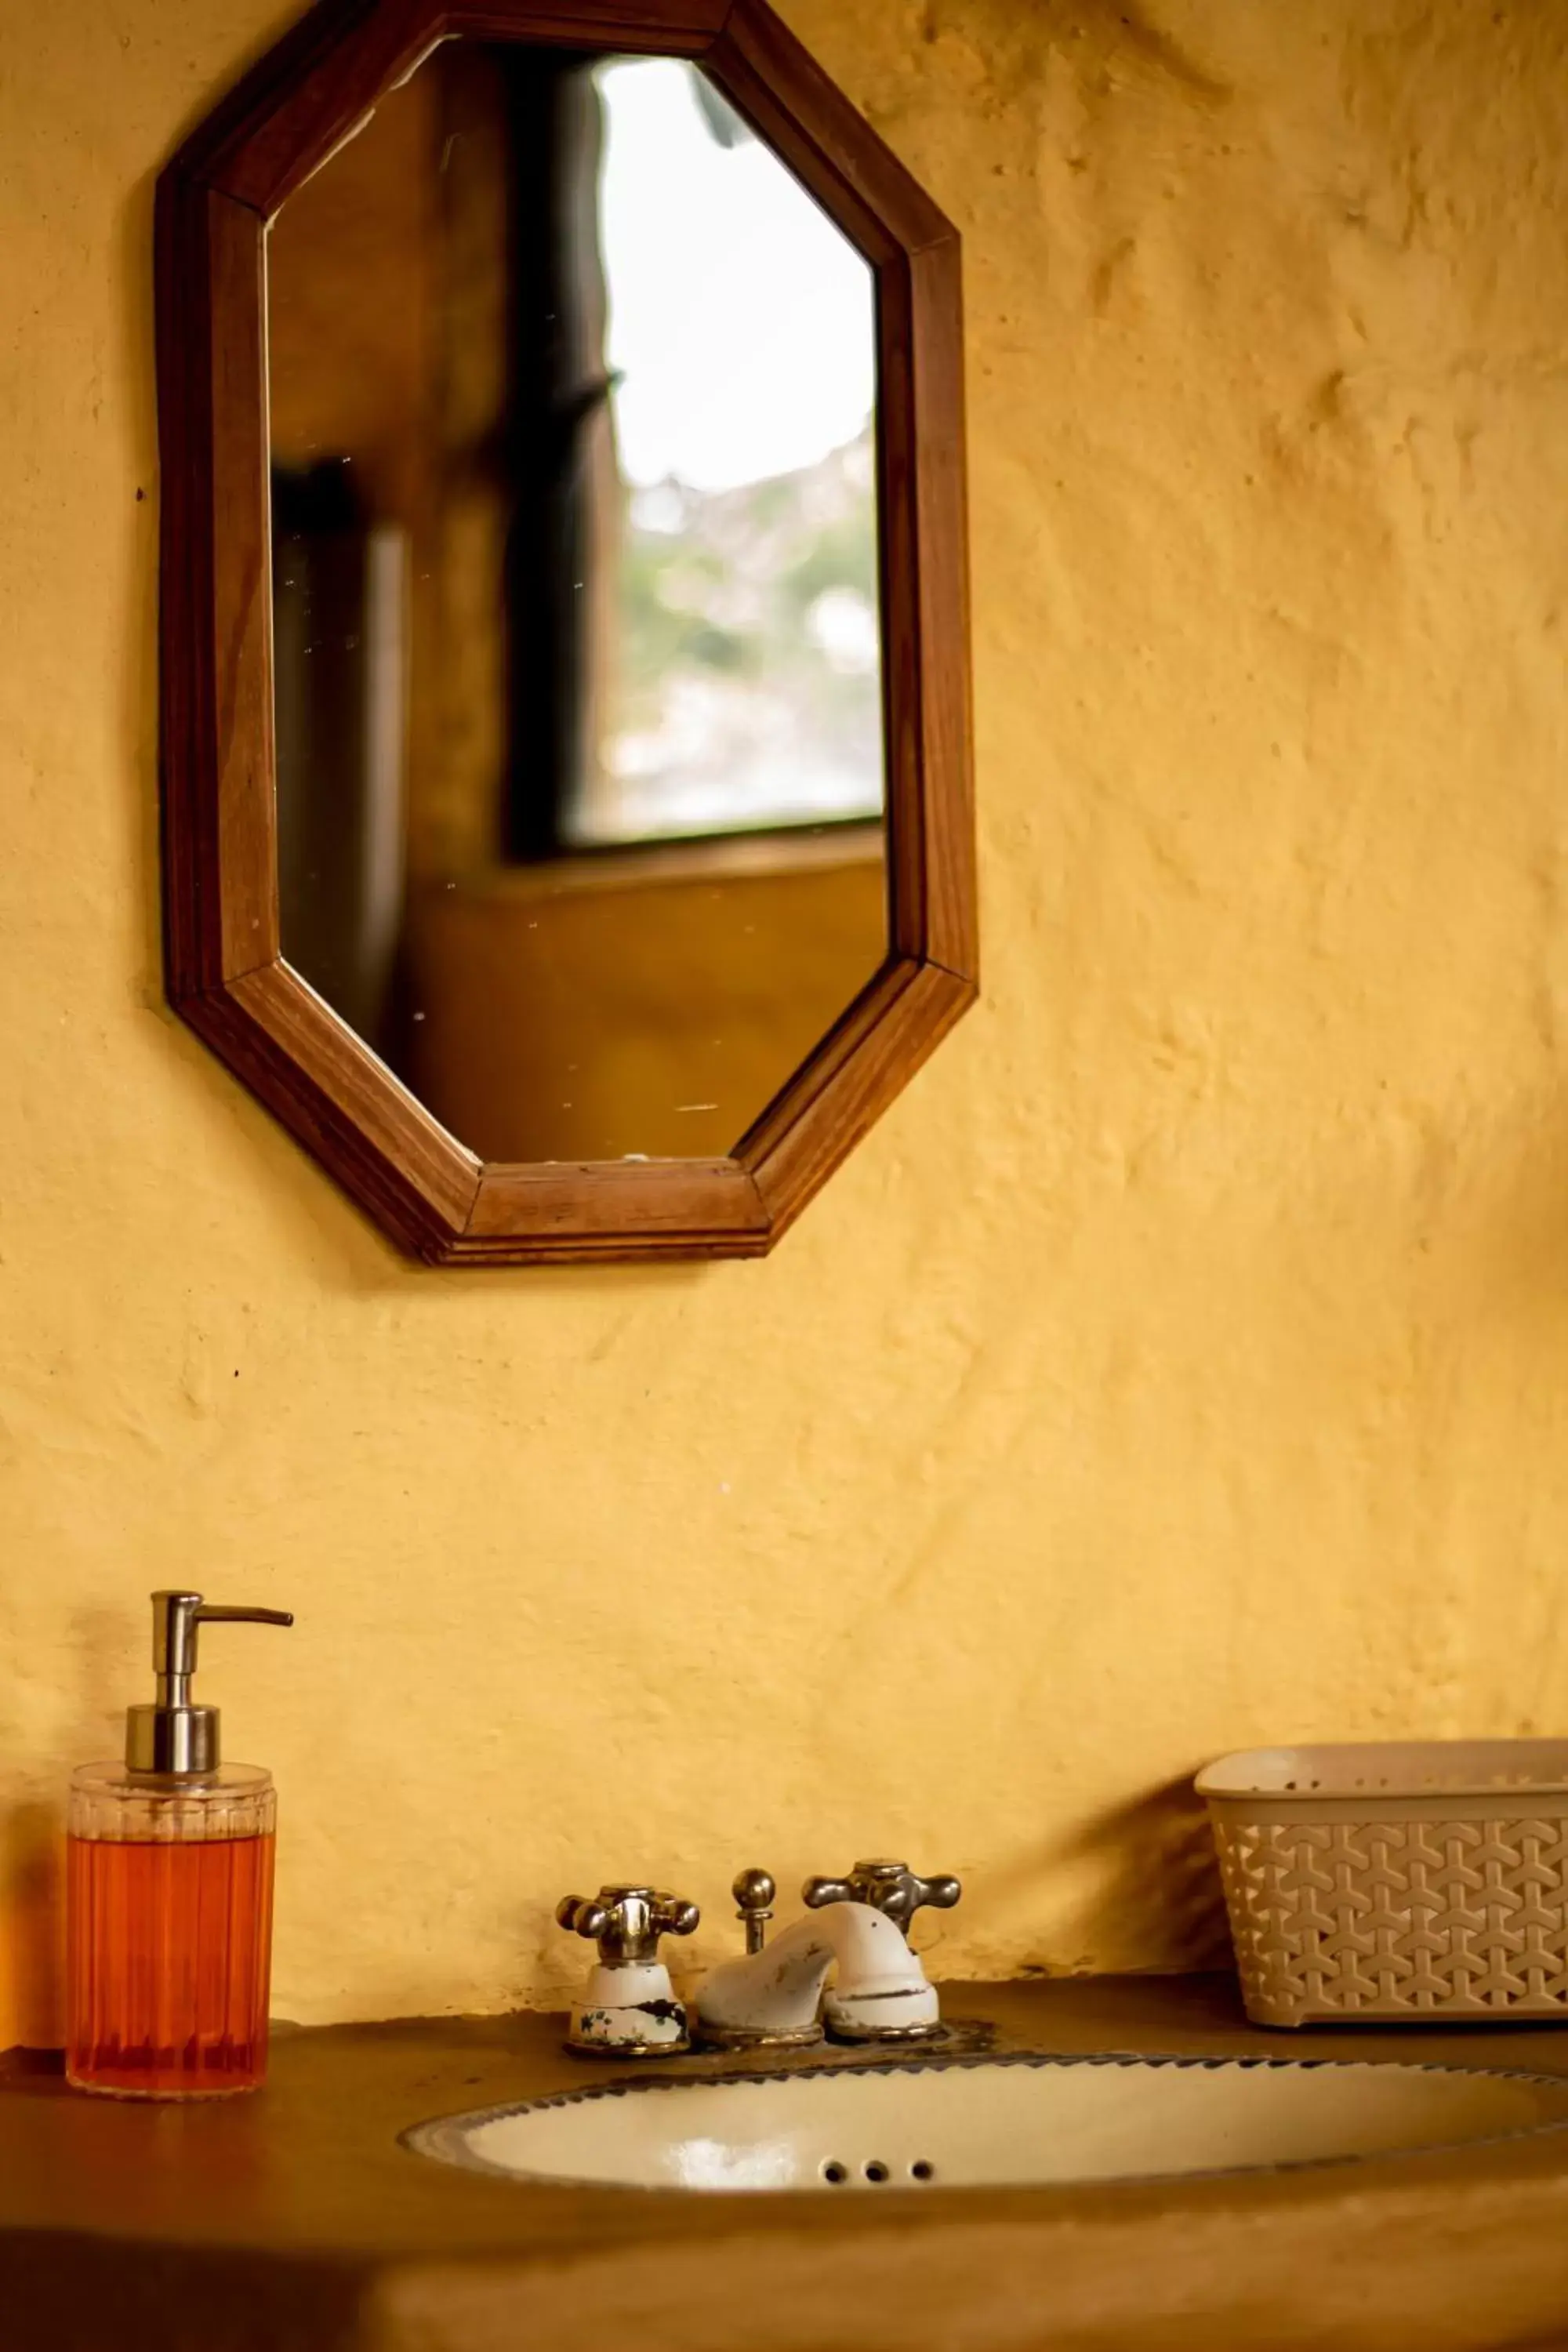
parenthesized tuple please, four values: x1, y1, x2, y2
(267, 42, 885, 891)
(578, 60, 884, 850)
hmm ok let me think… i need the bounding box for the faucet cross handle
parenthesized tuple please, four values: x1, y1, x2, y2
(555, 1884, 699, 1967)
(802, 1859, 962, 1941)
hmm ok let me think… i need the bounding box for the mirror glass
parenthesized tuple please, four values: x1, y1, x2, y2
(266, 41, 888, 1165)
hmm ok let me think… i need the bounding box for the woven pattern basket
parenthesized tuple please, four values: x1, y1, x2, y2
(1198, 1743, 1568, 2027)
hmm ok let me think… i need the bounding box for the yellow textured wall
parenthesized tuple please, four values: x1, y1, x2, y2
(5, 0, 1568, 2045)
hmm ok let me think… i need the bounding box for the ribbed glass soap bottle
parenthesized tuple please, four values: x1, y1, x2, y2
(67, 1590, 293, 2099)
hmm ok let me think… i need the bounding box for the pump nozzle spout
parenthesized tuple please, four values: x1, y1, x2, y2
(128, 1590, 294, 1775)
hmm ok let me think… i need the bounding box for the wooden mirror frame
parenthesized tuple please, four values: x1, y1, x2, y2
(158, 0, 975, 1265)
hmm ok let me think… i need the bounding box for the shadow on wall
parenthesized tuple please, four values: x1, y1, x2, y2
(915, 0, 1235, 106)
(1062, 1776, 1236, 1973)
(969, 1777, 1233, 1979)
(0, 1803, 63, 2053)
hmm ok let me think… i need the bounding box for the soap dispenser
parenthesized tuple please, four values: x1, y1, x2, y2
(65, 1589, 293, 2099)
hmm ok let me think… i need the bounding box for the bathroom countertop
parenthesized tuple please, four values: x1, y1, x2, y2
(6, 1974, 1568, 2352)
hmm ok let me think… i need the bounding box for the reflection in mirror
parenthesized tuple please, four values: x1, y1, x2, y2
(266, 43, 888, 1167)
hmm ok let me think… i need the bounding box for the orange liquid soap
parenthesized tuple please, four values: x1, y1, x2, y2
(67, 1592, 292, 2100)
(66, 1829, 275, 2097)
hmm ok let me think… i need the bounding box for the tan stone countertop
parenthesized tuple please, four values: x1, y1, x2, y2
(6, 1973, 1568, 2352)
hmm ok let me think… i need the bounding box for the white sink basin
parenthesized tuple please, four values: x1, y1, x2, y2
(405, 2053, 1568, 2192)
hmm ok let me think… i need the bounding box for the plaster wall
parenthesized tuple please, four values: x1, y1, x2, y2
(4, 0, 1568, 2042)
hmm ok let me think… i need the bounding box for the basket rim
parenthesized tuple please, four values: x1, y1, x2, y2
(1198, 1739, 1568, 1803)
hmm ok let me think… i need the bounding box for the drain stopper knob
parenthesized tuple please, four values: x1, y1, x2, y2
(732, 1868, 776, 1955)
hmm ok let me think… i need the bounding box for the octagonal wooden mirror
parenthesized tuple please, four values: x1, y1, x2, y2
(158, 0, 974, 1264)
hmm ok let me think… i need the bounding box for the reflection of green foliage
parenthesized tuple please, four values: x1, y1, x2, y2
(781, 512, 879, 612)
(745, 475, 799, 532)
(688, 624, 748, 672)
(615, 424, 880, 759)
(620, 540, 754, 682)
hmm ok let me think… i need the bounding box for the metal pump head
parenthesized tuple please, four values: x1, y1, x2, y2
(125, 1589, 294, 1775)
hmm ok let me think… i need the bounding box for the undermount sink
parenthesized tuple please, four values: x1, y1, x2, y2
(405, 2052, 1568, 2193)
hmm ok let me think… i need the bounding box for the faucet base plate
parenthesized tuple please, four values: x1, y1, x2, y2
(826, 2019, 948, 2047)
(828, 2017, 997, 2056)
(694, 2022, 825, 2055)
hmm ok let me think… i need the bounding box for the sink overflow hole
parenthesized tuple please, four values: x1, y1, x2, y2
(821, 2158, 936, 2187)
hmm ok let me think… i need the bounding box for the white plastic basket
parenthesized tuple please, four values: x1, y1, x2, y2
(1198, 1743, 1568, 2027)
